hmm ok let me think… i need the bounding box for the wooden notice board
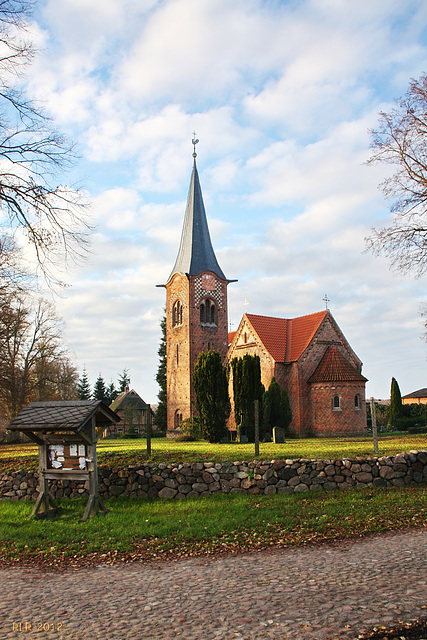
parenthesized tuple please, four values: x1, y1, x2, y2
(48, 443, 89, 471)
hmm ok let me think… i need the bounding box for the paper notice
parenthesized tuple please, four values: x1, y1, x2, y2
(69, 444, 78, 457)
(79, 457, 86, 469)
(78, 444, 86, 457)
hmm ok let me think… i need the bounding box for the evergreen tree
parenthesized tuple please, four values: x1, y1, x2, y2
(155, 314, 167, 430)
(231, 354, 264, 441)
(118, 368, 131, 392)
(93, 373, 107, 403)
(77, 368, 91, 400)
(262, 377, 292, 436)
(193, 350, 230, 443)
(105, 380, 118, 406)
(388, 377, 403, 430)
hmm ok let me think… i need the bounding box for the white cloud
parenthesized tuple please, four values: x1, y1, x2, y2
(25, 0, 427, 402)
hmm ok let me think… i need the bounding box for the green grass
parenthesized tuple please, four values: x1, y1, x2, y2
(1, 432, 426, 472)
(0, 485, 425, 568)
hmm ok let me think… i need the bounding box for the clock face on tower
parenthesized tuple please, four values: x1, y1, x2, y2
(201, 273, 215, 291)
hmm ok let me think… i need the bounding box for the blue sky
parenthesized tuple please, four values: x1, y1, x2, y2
(25, 0, 427, 402)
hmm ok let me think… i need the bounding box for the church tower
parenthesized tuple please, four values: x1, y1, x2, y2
(160, 141, 234, 434)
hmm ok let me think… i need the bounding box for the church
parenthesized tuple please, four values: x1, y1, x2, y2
(159, 146, 367, 438)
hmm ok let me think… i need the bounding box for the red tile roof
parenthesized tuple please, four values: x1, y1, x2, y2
(245, 310, 327, 363)
(228, 331, 236, 345)
(308, 346, 367, 383)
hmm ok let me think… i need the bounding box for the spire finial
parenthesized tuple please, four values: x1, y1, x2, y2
(192, 131, 199, 158)
(323, 294, 330, 309)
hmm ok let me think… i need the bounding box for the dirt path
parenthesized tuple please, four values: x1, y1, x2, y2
(1, 529, 426, 640)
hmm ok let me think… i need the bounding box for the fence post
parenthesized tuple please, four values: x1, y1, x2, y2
(370, 396, 379, 455)
(254, 399, 259, 457)
(146, 404, 152, 458)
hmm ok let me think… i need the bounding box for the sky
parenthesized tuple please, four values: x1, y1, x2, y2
(22, 0, 427, 403)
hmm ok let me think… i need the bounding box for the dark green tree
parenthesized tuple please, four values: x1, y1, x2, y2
(231, 354, 264, 441)
(77, 368, 91, 400)
(263, 377, 292, 436)
(388, 377, 403, 430)
(93, 373, 107, 403)
(155, 314, 167, 430)
(263, 377, 282, 434)
(118, 368, 130, 393)
(193, 350, 230, 443)
(105, 380, 118, 406)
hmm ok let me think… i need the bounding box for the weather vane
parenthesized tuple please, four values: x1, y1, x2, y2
(192, 131, 199, 158)
(323, 294, 330, 310)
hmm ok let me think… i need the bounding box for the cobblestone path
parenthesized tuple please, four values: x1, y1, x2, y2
(1, 529, 426, 640)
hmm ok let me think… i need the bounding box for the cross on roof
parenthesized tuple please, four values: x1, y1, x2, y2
(192, 131, 199, 158)
(322, 294, 330, 309)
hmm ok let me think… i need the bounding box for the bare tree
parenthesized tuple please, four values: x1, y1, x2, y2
(366, 73, 427, 276)
(0, 294, 77, 416)
(0, 0, 91, 283)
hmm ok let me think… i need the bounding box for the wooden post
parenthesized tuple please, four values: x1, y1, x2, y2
(254, 399, 259, 457)
(370, 396, 379, 455)
(81, 416, 108, 522)
(146, 404, 152, 458)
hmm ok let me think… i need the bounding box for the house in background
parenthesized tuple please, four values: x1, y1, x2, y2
(227, 311, 367, 437)
(402, 388, 427, 405)
(108, 388, 154, 436)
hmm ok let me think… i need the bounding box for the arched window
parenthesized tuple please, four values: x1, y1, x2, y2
(172, 300, 183, 327)
(354, 394, 360, 410)
(333, 395, 341, 411)
(200, 299, 216, 326)
(174, 411, 183, 428)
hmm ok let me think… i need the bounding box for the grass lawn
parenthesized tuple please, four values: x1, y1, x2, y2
(1, 432, 426, 472)
(0, 485, 425, 569)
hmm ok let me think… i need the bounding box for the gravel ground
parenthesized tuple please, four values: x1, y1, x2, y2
(1, 529, 426, 640)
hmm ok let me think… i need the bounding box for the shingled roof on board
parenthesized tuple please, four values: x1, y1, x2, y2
(8, 400, 120, 432)
(246, 310, 328, 363)
(308, 346, 367, 383)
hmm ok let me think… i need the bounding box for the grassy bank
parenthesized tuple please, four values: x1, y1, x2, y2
(1, 433, 426, 472)
(0, 485, 425, 568)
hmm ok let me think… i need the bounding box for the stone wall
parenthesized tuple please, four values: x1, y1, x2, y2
(1, 451, 426, 502)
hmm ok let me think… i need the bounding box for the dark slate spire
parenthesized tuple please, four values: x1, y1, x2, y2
(168, 159, 226, 281)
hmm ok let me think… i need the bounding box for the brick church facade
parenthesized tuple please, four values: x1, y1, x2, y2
(160, 153, 367, 437)
(227, 311, 367, 437)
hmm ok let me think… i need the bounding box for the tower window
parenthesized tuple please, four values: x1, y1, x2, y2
(354, 394, 360, 410)
(172, 300, 183, 327)
(200, 299, 216, 326)
(174, 411, 183, 429)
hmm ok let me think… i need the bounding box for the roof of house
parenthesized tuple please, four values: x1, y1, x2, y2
(402, 387, 427, 399)
(307, 346, 367, 383)
(245, 310, 328, 363)
(109, 389, 147, 413)
(167, 159, 226, 282)
(8, 400, 120, 433)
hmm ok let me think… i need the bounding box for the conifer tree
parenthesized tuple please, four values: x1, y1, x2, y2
(263, 377, 292, 435)
(155, 314, 167, 430)
(231, 354, 264, 441)
(105, 380, 118, 406)
(77, 368, 91, 400)
(93, 373, 107, 403)
(118, 368, 130, 393)
(193, 350, 230, 443)
(388, 377, 403, 430)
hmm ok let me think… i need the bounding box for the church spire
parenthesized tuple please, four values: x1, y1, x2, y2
(168, 146, 226, 281)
